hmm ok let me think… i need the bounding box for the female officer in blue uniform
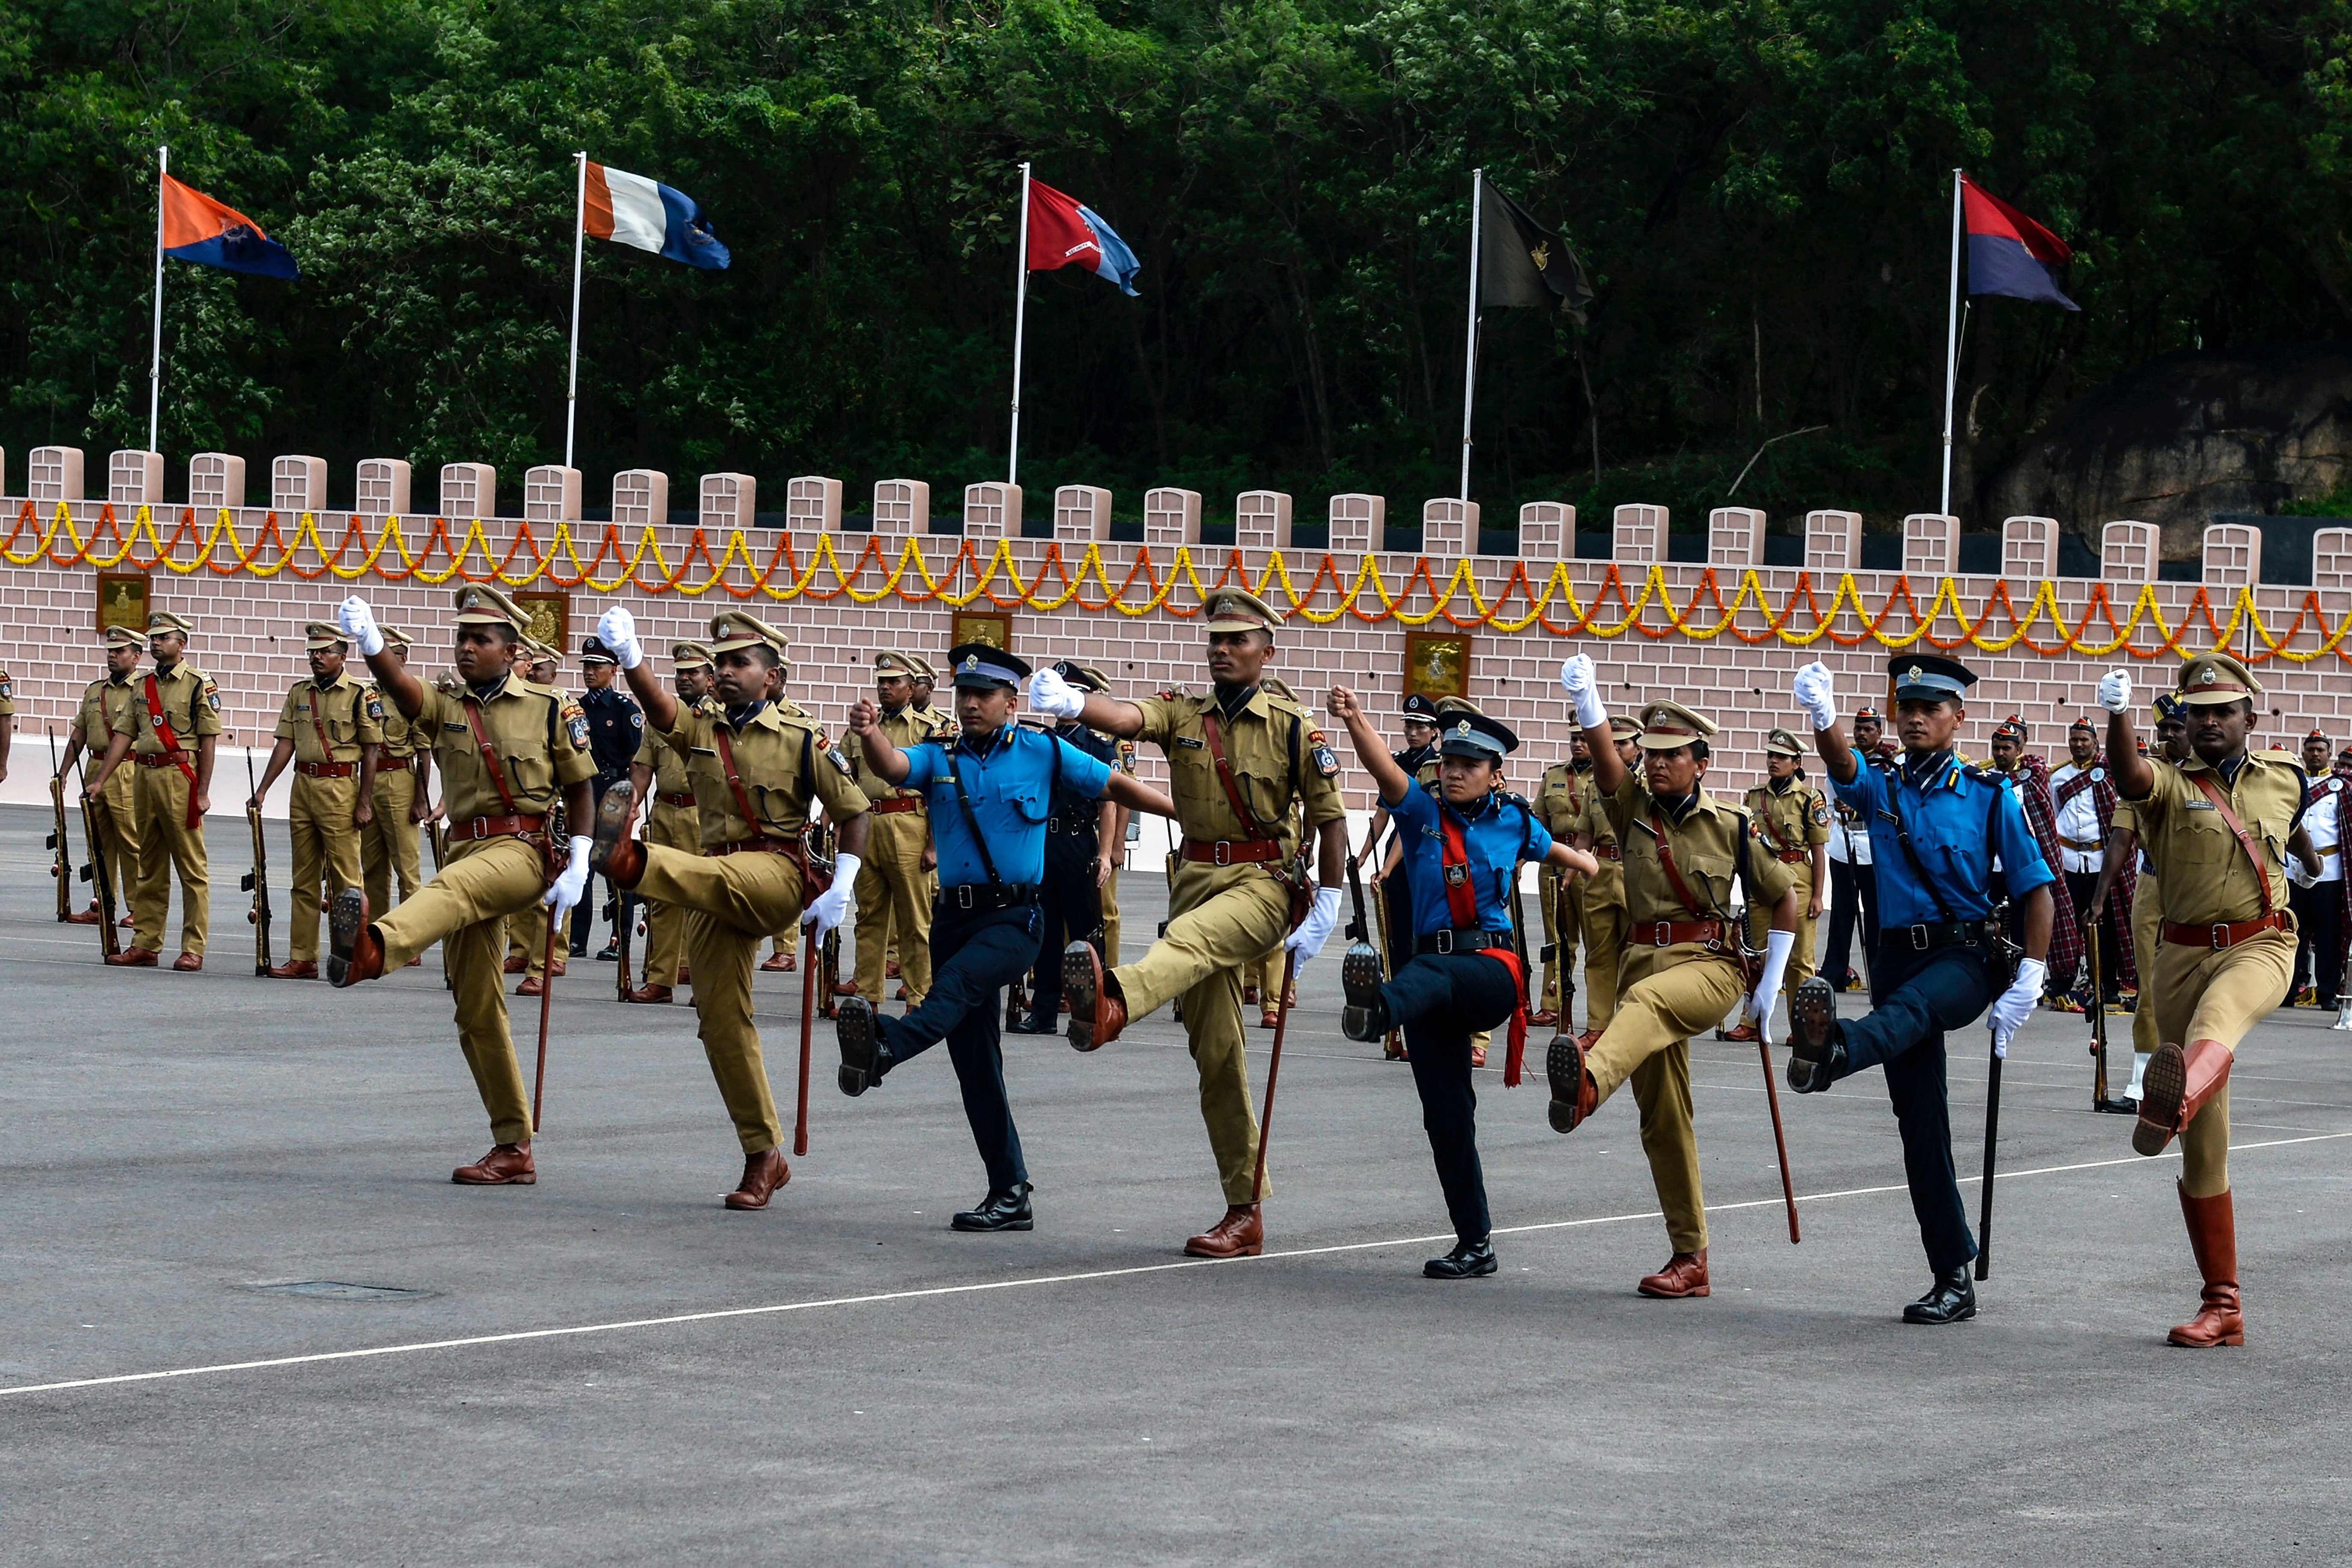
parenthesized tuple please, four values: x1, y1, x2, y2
(1326, 686, 1599, 1278)
(835, 643, 1176, 1233)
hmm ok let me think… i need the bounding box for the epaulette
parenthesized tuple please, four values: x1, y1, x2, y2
(1496, 790, 1533, 811)
(1263, 688, 1309, 716)
(2254, 748, 2299, 765)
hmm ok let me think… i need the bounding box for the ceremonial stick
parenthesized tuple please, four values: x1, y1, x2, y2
(533, 901, 558, 1133)
(1976, 1033, 2003, 1281)
(2087, 921, 2111, 1111)
(1734, 906, 1800, 1243)
(796, 917, 817, 1157)
(1250, 948, 1298, 1205)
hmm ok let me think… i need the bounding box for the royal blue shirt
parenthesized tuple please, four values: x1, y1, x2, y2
(1833, 749, 2053, 928)
(901, 725, 1114, 888)
(1386, 780, 1552, 938)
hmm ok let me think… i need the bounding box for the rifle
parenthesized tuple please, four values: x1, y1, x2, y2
(240, 744, 273, 975)
(1161, 809, 1183, 1025)
(2087, 921, 2129, 1113)
(1730, 903, 1802, 1244)
(1976, 900, 2025, 1281)
(532, 801, 567, 1132)
(612, 805, 636, 1001)
(47, 731, 73, 922)
(77, 756, 122, 957)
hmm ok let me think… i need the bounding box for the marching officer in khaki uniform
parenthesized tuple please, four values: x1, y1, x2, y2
(61, 626, 145, 924)
(1244, 677, 1308, 1029)
(86, 611, 220, 970)
(2099, 653, 2318, 1348)
(500, 639, 568, 990)
(247, 621, 384, 978)
(844, 651, 951, 1007)
(1724, 728, 1830, 1039)
(1566, 722, 1634, 1047)
(584, 605, 872, 1210)
(1033, 588, 1350, 1260)
(2090, 692, 2191, 1104)
(359, 625, 436, 929)
(1546, 662, 1802, 1300)
(623, 640, 717, 1003)
(323, 586, 599, 1186)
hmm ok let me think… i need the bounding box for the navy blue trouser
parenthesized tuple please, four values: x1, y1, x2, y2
(875, 900, 1042, 1195)
(1384, 951, 1523, 1245)
(1025, 835, 1101, 1018)
(1832, 938, 1996, 1274)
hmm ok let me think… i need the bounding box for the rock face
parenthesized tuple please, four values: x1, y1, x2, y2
(1984, 342, 2352, 556)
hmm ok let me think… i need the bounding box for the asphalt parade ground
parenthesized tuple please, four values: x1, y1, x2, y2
(4, 804, 2348, 1565)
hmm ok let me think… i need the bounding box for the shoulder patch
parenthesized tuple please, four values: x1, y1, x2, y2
(829, 746, 854, 777)
(365, 692, 386, 722)
(629, 710, 644, 728)
(1810, 801, 1832, 826)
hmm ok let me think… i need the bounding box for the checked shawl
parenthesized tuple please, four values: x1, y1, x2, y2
(2006, 755, 2084, 982)
(2054, 755, 2138, 992)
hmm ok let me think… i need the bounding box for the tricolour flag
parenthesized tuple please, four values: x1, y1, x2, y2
(1026, 180, 1141, 296)
(160, 173, 298, 279)
(1962, 176, 2077, 311)
(583, 161, 729, 270)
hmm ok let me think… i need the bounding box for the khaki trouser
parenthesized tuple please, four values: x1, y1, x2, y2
(635, 843, 809, 1154)
(91, 771, 141, 916)
(129, 763, 208, 957)
(361, 766, 423, 914)
(1579, 948, 1749, 1254)
(1113, 863, 1291, 1204)
(640, 802, 700, 988)
(1249, 943, 1285, 1011)
(1748, 863, 1819, 991)
(2148, 924, 2295, 1198)
(1101, 864, 1123, 966)
(505, 903, 556, 979)
(375, 835, 551, 1146)
(1579, 863, 1627, 1033)
(854, 810, 934, 1002)
(288, 772, 365, 963)
(2130, 872, 2164, 1056)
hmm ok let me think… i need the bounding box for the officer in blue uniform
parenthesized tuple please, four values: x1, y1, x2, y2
(575, 635, 644, 959)
(1009, 662, 1121, 1034)
(835, 643, 1176, 1231)
(1326, 688, 1599, 1278)
(1786, 653, 2056, 1324)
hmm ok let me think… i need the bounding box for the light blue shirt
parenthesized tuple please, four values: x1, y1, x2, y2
(901, 725, 1114, 887)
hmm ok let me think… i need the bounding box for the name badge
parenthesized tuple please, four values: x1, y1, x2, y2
(1174, 737, 1205, 750)
(2184, 799, 2217, 812)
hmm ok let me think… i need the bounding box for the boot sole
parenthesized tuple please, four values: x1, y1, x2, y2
(1785, 978, 1837, 1092)
(2167, 1325, 2246, 1348)
(1340, 943, 1386, 1042)
(1425, 1253, 1499, 1279)
(590, 781, 637, 878)
(326, 888, 367, 987)
(951, 1213, 1035, 1232)
(836, 998, 878, 1097)
(1546, 1034, 1586, 1134)
(1637, 1277, 1711, 1299)
(1062, 943, 1103, 1052)
(2134, 1042, 2187, 1155)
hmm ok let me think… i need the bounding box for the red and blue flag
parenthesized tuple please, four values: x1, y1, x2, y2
(1962, 176, 2076, 311)
(1026, 180, 1141, 296)
(161, 173, 299, 279)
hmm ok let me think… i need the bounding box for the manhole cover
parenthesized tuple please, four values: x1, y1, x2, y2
(249, 1280, 430, 1301)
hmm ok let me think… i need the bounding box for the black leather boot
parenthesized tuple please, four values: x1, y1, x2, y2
(1785, 977, 1846, 1093)
(1424, 1238, 1497, 1278)
(952, 1183, 1034, 1232)
(1902, 1264, 1978, 1324)
(1005, 1011, 1059, 1035)
(835, 998, 887, 1096)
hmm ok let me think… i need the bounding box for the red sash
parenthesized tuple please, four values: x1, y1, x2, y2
(1438, 810, 1529, 1086)
(143, 672, 203, 828)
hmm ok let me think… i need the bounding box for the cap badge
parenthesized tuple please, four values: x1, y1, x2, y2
(1455, 719, 1472, 737)
(1907, 665, 1922, 681)
(962, 654, 979, 672)
(2199, 666, 2217, 684)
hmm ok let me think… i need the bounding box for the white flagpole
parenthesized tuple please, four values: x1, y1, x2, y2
(1008, 161, 1032, 487)
(148, 145, 168, 456)
(1939, 167, 1963, 518)
(1458, 167, 1483, 501)
(564, 151, 587, 472)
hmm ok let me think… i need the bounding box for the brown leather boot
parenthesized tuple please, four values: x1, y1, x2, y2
(268, 959, 319, 980)
(725, 1148, 791, 1210)
(1063, 942, 1126, 1051)
(516, 976, 545, 997)
(329, 889, 383, 987)
(504, 954, 527, 975)
(106, 947, 159, 967)
(2135, 1038, 2232, 1157)
(1258, 1008, 1279, 1029)
(625, 983, 674, 1004)
(588, 780, 645, 887)
(67, 904, 102, 925)
(452, 1141, 535, 1185)
(1546, 1035, 1599, 1133)
(1638, 1249, 1711, 1298)
(760, 951, 791, 972)
(2169, 1182, 2245, 1347)
(1185, 1204, 1264, 1259)
(1470, 1043, 1488, 1069)
(1719, 1022, 1760, 1043)
(172, 952, 203, 971)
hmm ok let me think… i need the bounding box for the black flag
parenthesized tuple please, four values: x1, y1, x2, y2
(1478, 179, 1593, 325)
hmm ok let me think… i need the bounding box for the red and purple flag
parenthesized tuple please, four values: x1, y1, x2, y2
(161, 173, 299, 279)
(1026, 180, 1141, 296)
(1961, 176, 2076, 311)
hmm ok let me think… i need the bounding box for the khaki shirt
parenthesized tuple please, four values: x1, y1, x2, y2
(366, 681, 420, 761)
(111, 661, 223, 754)
(632, 717, 697, 799)
(1744, 780, 1831, 872)
(411, 675, 597, 820)
(1133, 685, 1347, 855)
(1535, 763, 1582, 840)
(846, 703, 955, 805)
(2128, 750, 2305, 925)
(74, 675, 139, 753)
(656, 699, 871, 850)
(274, 673, 384, 764)
(1605, 775, 1793, 959)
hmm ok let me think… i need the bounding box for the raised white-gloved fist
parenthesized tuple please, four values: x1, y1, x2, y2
(1989, 957, 2047, 1057)
(803, 851, 861, 937)
(594, 605, 643, 671)
(2096, 669, 2132, 715)
(1746, 927, 1796, 1040)
(337, 595, 385, 657)
(1026, 667, 1087, 720)
(1558, 655, 1607, 730)
(1792, 660, 1839, 732)
(1284, 886, 1344, 961)
(544, 835, 593, 915)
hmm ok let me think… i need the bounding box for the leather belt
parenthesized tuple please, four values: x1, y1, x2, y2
(456, 813, 546, 841)
(709, 836, 797, 857)
(296, 761, 354, 778)
(870, 797, 924, 814)
(1774, 849, 1809, 864)
(1047, 817, 1098, 834)
(2163, 912, 2292, 949)
(1415, 928, 1515, 956)
(1632, 919, 1727, 947)
(376, 755, 409, 772)
(1885, 920, 1989, 953)
(940, 883, 1040, 911)
(1182, 838, 1284, 865)
(658, 790, 697, 808)
(135, 750, 194, 767)
(2062, 836, 2104, 851)
(1593, 844, 1621, 861)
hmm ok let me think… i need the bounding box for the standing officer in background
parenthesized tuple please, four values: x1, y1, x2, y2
(1532, 738, 1588, 1028)
(324, 587, 599, 1188)
(1011, 662, 1119, 1034)
(1820, 720, 1887, 994)
(1724, 728, 1828, 1041)
(359, 625, 435, 932)
(1359, 693, 1443, 1047)
(622, 640, 716, 1004)
(60, 625, 145, 925)
(585, 607, 869, 1211)
(0, 656, 11, 780)
(1100, 725, 1139, 966)
(2099, 656, 2317, 1348)
(1785, 654, 2055, 1325)
(1565, 714, 1640, 1049)
(2050, 717, 2136, 1012)
(844, 651, 951, 1008)
(2288, 728, 2346, 1007)
(502, 638, 567, 989)
(246, 621, 383, 979)
(574, 637, 642, 961)
(86, 611, 219, 972)
(1035, 589, 1350, 1260)
(835, 645, 1176, 1231)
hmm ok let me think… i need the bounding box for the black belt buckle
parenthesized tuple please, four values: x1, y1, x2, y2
(1907, 924, 1931, 951)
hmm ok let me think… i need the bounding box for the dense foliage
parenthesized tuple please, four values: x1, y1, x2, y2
(4, 0, 2347, 532)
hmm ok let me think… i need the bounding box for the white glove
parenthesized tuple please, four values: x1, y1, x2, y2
(2288, 853, 2321, 889)
(1284, 886, 1343, 960)
(1558, 655, 1607, 730)
(595, 605, 643, 671)
(337, 595, 385, 657)
(1988, 957, 2047, 1058)
(1026, 667, 1086, 720)
(1792, 660, 1839, 733)
(1746, 927, 1796, 1038)
(803, 851, 860, 937)
(543, 835, 593, 915)
(2096, 669, 2132, 715)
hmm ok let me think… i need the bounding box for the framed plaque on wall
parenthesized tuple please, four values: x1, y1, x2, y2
(1402, 630, 1472, 701)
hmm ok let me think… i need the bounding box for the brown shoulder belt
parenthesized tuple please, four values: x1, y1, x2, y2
(462, 697, 522, 818)
(2189, 769, 2276, 916)
(711, 724, 770, 844)
(1200, 710, 1276, 844)
(1648, 808, 1714, 920)
(309, 683, 338, 763)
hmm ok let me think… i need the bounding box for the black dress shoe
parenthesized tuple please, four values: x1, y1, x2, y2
(2095, 1095, 2139, 1115)
(1785, 978, 1846, 1093)
(569, 943, 590, 958)
(836, 998, 886, 1096)
(1902, 1265, 1978, 1324)
(597, 941, 620, 962)
(952, 1183, 1034, 1231)
(1425, 1239, 1498, 1279)
(1005, 1013, 1059, 1035)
